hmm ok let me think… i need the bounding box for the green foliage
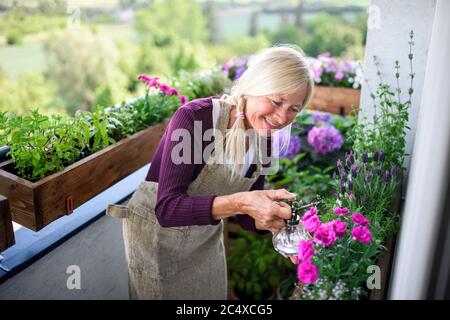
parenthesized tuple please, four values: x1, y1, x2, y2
(135, 0, 209, 47)
(0, 71, 60, 115)
(44, 28, 129, 113)
(0, 65, 231, 180)
(169, 68, 233, 102)
(6, 30, 24, 45)
(224, 34, 271, 57)
(350, 32, 415, 168)
(266, 13, 365, 59)
(0, 91, 180, 181)
(138, 40, 216, 79)
(304, 13, 364, 57)
(228, 230, 294, 300)
(264, 24, 310, 49)
(0, 9, 66, 43)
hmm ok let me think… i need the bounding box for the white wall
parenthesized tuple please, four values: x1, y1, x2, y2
(360, 0, 436, 175)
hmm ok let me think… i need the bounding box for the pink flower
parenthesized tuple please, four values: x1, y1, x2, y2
(303, 215, 321, 233)
(168, 88, 179, 96)
(313, 222, 337, 247)
(334, 71, 345, 80)
(352, 226, 372, 244)
(333, 207, 350, 215)
(180, 95, 187, 105)
(297, 260, 318, 284)
(297, 240, 314, 262)
(332, 219, 347, 238)
(158, 84, 171, 94)
(137, 73, 151, 82)
(351, 213, 370, 227)
(302, 207, 317, 221)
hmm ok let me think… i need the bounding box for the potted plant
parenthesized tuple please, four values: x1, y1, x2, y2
(227, 229, 292, 300)
(287, 31, 416, 300)
(306, 52, 362, 116)
(0, 70, 231, 231)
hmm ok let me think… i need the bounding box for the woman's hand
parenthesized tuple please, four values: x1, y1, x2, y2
(237, 189, 296, 234)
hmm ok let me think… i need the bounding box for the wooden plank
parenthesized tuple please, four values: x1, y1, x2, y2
(308, 86, 360, 116)
(0, 170, 37, 230)
(36, 121, 168, 229)
(0, 195, 15, 251)
(0, 121, 168, 231)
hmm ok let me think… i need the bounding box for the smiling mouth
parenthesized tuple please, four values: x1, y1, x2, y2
(263, 117, 279, 129)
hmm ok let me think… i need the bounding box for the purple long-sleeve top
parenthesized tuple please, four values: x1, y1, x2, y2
(145, 95, 269, 233)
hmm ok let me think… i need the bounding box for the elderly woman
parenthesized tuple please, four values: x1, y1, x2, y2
(107, 44, 314, 300)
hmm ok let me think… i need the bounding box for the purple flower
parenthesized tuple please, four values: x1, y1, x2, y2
(311, 111, 332, 124)
(380, 150, 385, 162)
(340, 179, 346, 193)
(362, 150, 368, 163)
(350, 213, 370, 227)
(348, 179, 353, 190)
(233, 65, 246, 81)
(334, 71, 344, 80)
(297, 260, 318, 284)
(351, 164, 357, 178)
(376, 166, 382, 176)
(314, 222, 337, 247)
(384, 170, 391, 182)
(297, 240, 314, 263)
(345, 151, 353, 167)
(365, 170, 373, 182)
(373, 150, 379, 161)
(279, 135, 302, 160)
(352, 226, 372, 244)
(391, 165, 399, 177)
(180, 95, 187, 105)
(307, 125, 344, 155)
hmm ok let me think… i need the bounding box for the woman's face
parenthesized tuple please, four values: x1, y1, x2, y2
(244, 87, 308, 136)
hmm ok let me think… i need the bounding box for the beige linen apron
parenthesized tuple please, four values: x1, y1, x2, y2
(107, 99, 263, 300)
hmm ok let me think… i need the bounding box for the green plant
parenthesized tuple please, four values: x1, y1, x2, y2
(169, 68, 232, 102)
(350, 31, 415, 169)
(228, 230, 293, 300)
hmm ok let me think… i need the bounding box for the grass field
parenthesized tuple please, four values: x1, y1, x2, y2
(0, 43, 46, 79)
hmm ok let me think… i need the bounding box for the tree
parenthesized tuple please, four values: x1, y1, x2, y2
(134, 0, 210, 47)
(0, 71, 60, 115)
(44, 28, 128, 113)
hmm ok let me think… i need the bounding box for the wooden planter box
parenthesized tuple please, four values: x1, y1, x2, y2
(0, 121, 168, 231)
(0, 196, 15, 251)
(308, 86, 361, 116)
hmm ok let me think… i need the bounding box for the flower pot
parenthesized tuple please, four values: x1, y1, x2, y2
(369, 178, 403, 300)
(276, 278, 298, 300)
(0, 121, 168, 231)
(308, 86, 360, 116)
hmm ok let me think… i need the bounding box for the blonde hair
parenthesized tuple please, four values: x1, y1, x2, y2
(220, 44, 314, 179)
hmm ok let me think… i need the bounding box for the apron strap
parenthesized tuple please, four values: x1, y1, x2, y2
(106, 204, 130, 219)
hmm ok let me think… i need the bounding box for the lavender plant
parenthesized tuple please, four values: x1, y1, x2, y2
(350, 31, 415, 169)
